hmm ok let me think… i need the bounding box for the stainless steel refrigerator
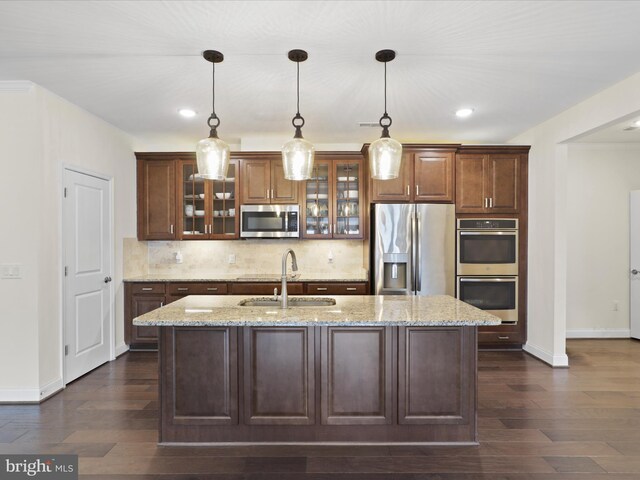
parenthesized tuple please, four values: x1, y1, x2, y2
(372, 203, 455, 296)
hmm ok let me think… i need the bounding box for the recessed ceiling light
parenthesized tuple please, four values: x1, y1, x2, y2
(455, 108, 474, 118)
(178, 108, 197, 118)
(635, 120, 640, 127)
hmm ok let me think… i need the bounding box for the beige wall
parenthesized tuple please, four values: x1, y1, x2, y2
(0, 82, 135, 401)
(510, 71, 640, 366)
(566, 143, 640, 336)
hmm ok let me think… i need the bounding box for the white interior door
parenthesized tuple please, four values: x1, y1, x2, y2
(630, 191, 640, 339)
(63, 168, 112, 382)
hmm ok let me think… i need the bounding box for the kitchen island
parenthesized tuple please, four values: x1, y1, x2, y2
(133, 294, 500, 445)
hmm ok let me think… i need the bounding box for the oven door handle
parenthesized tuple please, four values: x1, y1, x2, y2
(459, 277, 517, 282)
(458, 231, 515, 235)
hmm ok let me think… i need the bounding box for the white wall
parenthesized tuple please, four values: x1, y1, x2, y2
(510, 71, 640, 366)
(0, 83, 42, 399)
(566, 143, 640, 337)
(0, 82, 135, 401)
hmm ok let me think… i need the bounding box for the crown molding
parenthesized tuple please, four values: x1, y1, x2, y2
(0, 81, 34, 92)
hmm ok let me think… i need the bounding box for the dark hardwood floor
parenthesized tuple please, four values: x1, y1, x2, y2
(2, 339, 640, 478)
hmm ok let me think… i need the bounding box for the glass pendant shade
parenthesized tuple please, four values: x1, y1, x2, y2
(369, 136, 402, 180)
(282, 136, 315, 180)
(196, 135, 230, 180)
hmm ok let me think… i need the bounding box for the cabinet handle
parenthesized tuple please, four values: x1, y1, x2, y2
(177, 287, 188, 291)
(160, 302, 164, 307)
(142, 287, 153, 291)
(207, 287, 218, 291)
(416, 185, 419, 196)
(329, 224, 332, 234)
(346, 287, 357, 291)
(266, 189, 270, 199)
(316, 287, 328, 291)
(498, 336, 510, 340)
(484, 198, 488, 208)
(489, 198, 493, 208)
(170, 224, 174, 234)
(406, 185, 410, 195)
(271, 189, 274, 199)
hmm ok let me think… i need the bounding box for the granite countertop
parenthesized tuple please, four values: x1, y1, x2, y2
(124, 273, 369, 283)
(132, 294, 501, 327)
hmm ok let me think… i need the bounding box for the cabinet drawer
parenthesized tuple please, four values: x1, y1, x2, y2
(130, 283, 166, 295)
(167, 282, 228, 295)
(230, 282, 304, 295)
(478, 331, 523, 345)
(306, 283, 368, 295)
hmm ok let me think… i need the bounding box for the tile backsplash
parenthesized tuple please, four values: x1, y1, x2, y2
(124, 238, 367, 278)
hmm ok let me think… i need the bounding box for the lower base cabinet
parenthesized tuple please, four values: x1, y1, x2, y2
(159, 325, 477, 443)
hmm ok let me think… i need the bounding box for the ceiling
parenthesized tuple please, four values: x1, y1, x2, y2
(2, 1, 640, 147)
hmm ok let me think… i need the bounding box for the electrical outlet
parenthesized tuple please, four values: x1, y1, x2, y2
(228, 254, 236, 264)
(0, 264, 22, 279)
(328, 251, 334, 264)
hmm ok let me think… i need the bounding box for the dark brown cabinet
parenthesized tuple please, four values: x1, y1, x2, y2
(240, 157, 298, 204)
(369, 148, 455, 203)
(229, 282, 304, 295)
(306, 283, 367, 295)
(137, 158, 176, 240)
(125, 282, 166, 347)
(177, 159, 239, 239)
(456, 152, 521, 213)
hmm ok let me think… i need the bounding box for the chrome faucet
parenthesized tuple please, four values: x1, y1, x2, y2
(281, 248, 298, 309)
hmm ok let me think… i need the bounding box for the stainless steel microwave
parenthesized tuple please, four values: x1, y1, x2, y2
(240, 204, 300, 238)
(457, 218, 518, 276)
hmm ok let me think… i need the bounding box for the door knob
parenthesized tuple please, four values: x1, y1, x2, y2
(104, 276, 112, 283)
(632, 269, 639, 275)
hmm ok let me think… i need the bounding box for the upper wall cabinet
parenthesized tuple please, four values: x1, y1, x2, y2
(240, 157, 299, 204)
(455, 149, 525, 214)
(369, 148, 456, 203)
(137, 157, 176, 240)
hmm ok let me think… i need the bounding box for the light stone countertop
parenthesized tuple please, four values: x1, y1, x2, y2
(132, 294, 501, 327)
(124, 273, 369, 283)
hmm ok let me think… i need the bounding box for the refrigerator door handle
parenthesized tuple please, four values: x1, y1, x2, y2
(411, 211, 417, 293)
(416, 211, 422, 293)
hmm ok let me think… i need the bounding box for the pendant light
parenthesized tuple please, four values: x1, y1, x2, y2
(369, 49, 402, 180)
(196, 50, 230, 180)
(282, 49, 315, 181)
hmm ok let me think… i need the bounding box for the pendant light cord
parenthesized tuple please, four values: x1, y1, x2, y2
(384, 61, 387, 116)
(296, 60, 300, 116)
(212, 61, 216, 118)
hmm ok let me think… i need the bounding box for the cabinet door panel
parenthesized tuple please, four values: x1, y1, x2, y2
(398, 327, 472, 424)
(271, 159, 299, 204)
(240, 159, 270, 204)
(171, 328, 238, 424)
(488, 154, 519, 213)
(130, 295, 163, 344)
(138, 160, 176, 240)
(370, 153, 412, 202)
(455, 154, 486, 213)
(230, 282, 303, 295)
(321, 327, 392, 424)
(414, 151, 454, 202)
(244, 327, 315, 425)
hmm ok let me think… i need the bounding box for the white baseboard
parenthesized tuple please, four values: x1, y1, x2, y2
(0, 377, 63, 403)
(115, 343, 129, 358)
(566, 328, 631, 339)
(523, 342, 569, 367)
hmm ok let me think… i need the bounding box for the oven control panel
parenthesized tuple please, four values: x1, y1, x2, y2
(457, 218, 518, 230)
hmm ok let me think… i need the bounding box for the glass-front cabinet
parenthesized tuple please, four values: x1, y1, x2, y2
(303, 160, 332, 238)
(301, 155, 363, 239)
(177, 159, 239, 240)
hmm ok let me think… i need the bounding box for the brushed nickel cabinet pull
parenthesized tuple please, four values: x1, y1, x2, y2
(498, 336, 510, 340)
(266, 189, 270, 199)
(316, 287, 328, 291)
(177, 287, 188, 291)
(207, 287, 218, 291)
(346, 287, 357, 291)
(416, 185, 419, 196)
(170, 224, 174, 234)
(406, 185, 410, 195)
(142, 287, 153, 291)
(271, 189, 274, 199)
(489, 197, 494, 208)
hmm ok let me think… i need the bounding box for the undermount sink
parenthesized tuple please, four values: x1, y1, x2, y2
(238, 297, 336, 307)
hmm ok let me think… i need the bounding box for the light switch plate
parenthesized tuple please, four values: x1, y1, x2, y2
(228, 254, 236, 264)
(1, 264, 22, 279)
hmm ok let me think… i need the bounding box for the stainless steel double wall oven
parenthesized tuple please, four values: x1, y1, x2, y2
(456, 218, 519, 323)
